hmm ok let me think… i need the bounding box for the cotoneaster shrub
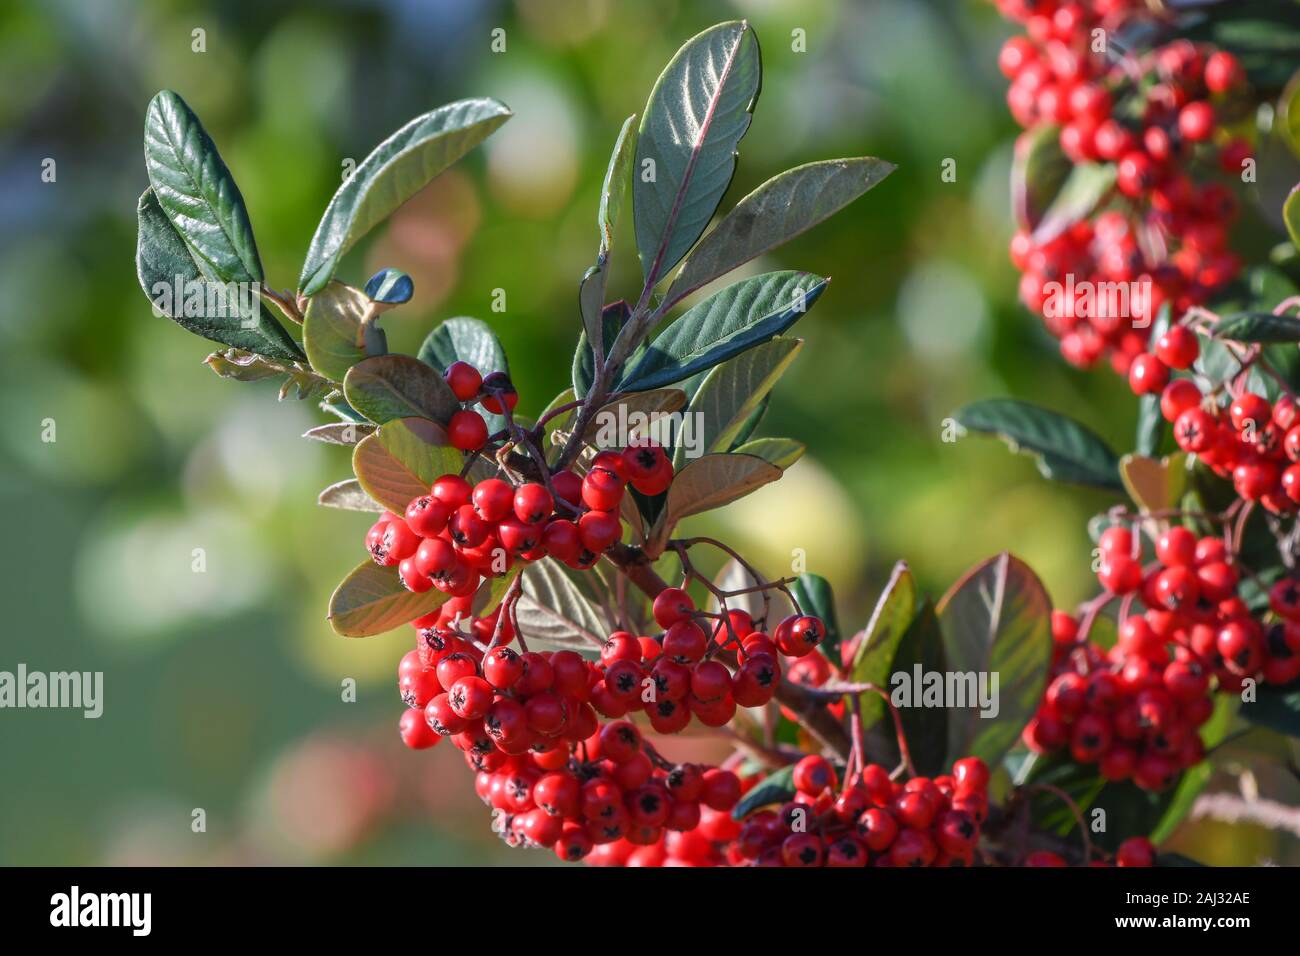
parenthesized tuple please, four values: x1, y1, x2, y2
(135, 9, 1300, 867)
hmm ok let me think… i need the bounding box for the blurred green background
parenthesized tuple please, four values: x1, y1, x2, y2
(0, 0, 1292, 865)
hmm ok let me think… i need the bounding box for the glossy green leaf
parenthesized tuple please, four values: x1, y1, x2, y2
(731, 765, 795, 820)
(343, 354, 459, 425)
(328, 560, 448, 637)
(850, 561, 917, 726)
(352, 416, 460, 512)
(1031, 161, 1116, 244)
(674, 337, 802, 467)
(953, 398, 1123, 490)
(936, 552, 1053, 770)
(299, 98, 511, 294)
(143, 91, 263, 283)
(136, 188, 303, 362)
(1213, 309, 1300, 343)
(886, 599, 949, 778)
(1241, 679, 1300, 736)
(302, 280, 370, 383)
(634, 21, 761, 287)
(730, 437, 804, 469)
(598, 114, 637, 263)
(1011, 123, 1071, 231)
(620, 271, 826, 392)
(666, 158, 894, 308)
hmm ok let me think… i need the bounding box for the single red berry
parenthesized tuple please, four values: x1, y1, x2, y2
(581, 468, 624, 511)
(1154, 326, 1198, 369)
(431, 473, 473, 509)
(398, 557, 433, 592)
(444, 361, 482, 401)
(652, 587, 696, 628)
(483, 646, 524, 690)
(399, 708, 440, 749)
(404, 494, 450, 538)
(479, 371, 517, 414)
(577, 509, 621, 553)
(662, 619, 709, 663)
(1128, 353, 1169, 395)
(448, 409, 488, 450)
(1116, 836, 1156, 867)
(540, 518, 581, 563)
(1178, 101, 1215, 142)
(792, 755, 838, 796)
(512, 482, 553, 524)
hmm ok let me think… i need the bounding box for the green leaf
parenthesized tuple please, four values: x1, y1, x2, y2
(886, 599, 949, 777)
(317, 478, 384, 512)
(850, 562, 917, 725)
(352, 416, 461, 512)
(953, 398, 1123, 490)
(1031, 161, 1116, 244)
(675, 337, 802, 467)
(302, 280, 370, 383)
(653, 452, 781, 546)
(731, 764, 795, 820)
(418, 316, 510, 431)
(514, 558, 611, 648)
(790, 573, 842, 664)
(936, 552, 1053, 770)
(730, 437, 804, 469)
(665, 157, 894, 308)
(620, 271, 826, 392)
(1241, 679, 1300, 736)
(728, 392, 769, 449)
(1213, 309, 1300, 343)
(598, 114, 637, 263)
(328, 560, 448, 637)
(136, 189, 303, 362)
(143, 91, 263, 283)
(573, 301, 628, 398)
(343, 354, 459, 425)
(299, 98, 511, 294)
(1011, 123, 1071, 231)
(634, 21, 761, 287)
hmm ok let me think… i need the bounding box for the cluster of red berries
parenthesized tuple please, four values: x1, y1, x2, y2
(733, 756, 990, 867)
(395, 612, 747, 861)
(365, 443, 674, 594)
(394, 572, 828, 862)
(1025, 524, 1300, 788)
(994, 0, 1248, 372)
(443, 361, 517, 451)
(1159, 373, 1300, 516)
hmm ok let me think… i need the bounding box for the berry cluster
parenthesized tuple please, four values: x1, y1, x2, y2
(994, 0, 1247, 373)
(733, 756, 991, 867)
(1024, 524, 1300, 789)
(365, 441, 674, 594)
(1159, 368, 1300, 517)
(394, 566, 828, 861)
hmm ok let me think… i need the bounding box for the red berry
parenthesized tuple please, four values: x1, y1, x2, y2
(444, 361, 482, 401)
(448, 409, 489, 450)
(432, 473, 473, 509)
(513, 483, 553, 524)
(405, 494, 450, 538)
(652, 587, 696, 628)
(1128, 353, 1169, 395)
(1154, 326, 1198, 369)
(581, 468, 624, 511)
(1116, 836, 1156, 867)
(399, 708, 440, 749)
